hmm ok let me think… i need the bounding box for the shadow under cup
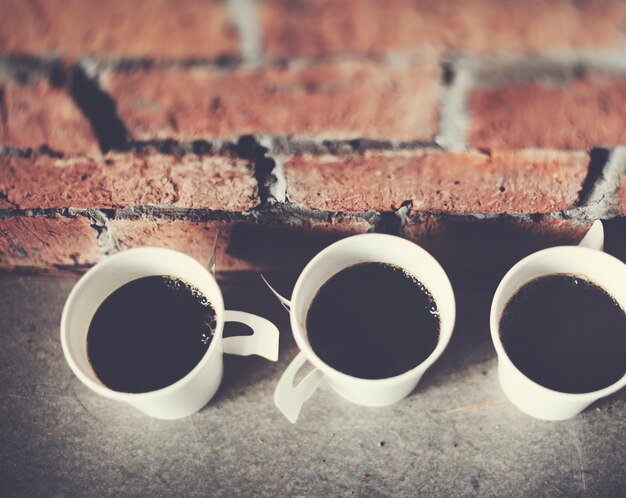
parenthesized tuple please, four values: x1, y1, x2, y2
(490, 246, 626, 420)
(290, 234, 456, 407)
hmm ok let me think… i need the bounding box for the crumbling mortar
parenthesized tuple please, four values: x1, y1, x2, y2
(227, 0, 263, 67)
(66, 208, 119, 256)
(436, 57, 472, 151)
(0, 145, 63, 158)
(0, 205, 621, 225)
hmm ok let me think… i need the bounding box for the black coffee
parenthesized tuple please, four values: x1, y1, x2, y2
(306, 262, 440, 379)
(87, 276, 216, 393)
(500, 274, 626, 394)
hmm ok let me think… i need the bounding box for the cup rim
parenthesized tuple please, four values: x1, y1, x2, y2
(60, 246, 225, 401)
(290, 233, 456, 385)
(490, 245, 626, 400)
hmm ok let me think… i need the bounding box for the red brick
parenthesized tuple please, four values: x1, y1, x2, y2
(100, 61, 441, 141)
(284, 150, 588, 213)
(0, 195, 15, 209)
(0, 81, 99, 155)
(261, 0, 626, 58)
(109, 217, 371, 272)
(109, 219, 254, 271)
(0, 215, 100, 268)
(404, 215, 590, 273)
(0, 0, 238, 58)
(469, 74, 626, 150)
(0, 153, 258, 211)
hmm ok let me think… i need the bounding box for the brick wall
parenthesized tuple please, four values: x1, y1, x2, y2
(1, 0, 625, 275)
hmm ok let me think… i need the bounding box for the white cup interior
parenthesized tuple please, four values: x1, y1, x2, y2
(491, 246, 626, 394)
(61, 247, 225, 396)
(291, 234, 456, 380)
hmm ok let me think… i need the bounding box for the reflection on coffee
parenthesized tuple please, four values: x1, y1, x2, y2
(306, 263, 440, 379)
(500, 274, 626, 393)
(87, 276, 216, 393)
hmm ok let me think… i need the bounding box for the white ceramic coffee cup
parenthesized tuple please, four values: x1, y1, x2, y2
(266, 234, 456, 423)
(61, 247, 279, 420)
(490, 221, 626, 420)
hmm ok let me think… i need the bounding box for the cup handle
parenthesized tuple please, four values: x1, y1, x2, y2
(274, 351, 324, 423)
(222, 310, 279, 361)
(578, 220, 604, 251)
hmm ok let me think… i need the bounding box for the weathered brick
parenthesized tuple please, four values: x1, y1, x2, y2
(0, 0, 238, 58)
(100, 61, 441, 141)
(469, 74, 626, 150)
(109, 219, 253, 271)
(0, 194, 15, 209)
(0, 80, 99, 155)
(0, 215, 100, 268)
(404, 215, 591, 273)
(261, 0, 626, 58)
(0, 153, 258, 211)
(284, 150, 588, 213)
(109, 217, 371, 272)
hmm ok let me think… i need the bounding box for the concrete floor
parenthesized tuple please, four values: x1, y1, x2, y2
(0, 271, 624, 497)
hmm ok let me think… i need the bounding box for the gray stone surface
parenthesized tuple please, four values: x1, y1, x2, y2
(0, 271, 624, 497)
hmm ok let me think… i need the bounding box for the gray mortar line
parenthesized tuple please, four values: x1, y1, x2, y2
(0, 205, 621, 223)
(268, 136, 442, 156)
(0, 145, 64, 158)
(563, 147, 626, 221)
(110, 137, 441, 157)
(266, 155, 288, 203)
(258, 136, 288, 203)
(227, 0, 263, 66)
(0, 55, 58, 84)
(67, 208, 119, 256)
(1, 138, 597, 160)
(0, 138, 590, 159)
(79, 55, 242, 74)
(470, 52, 626, 89)
(4, 49, 626, 79)
(436, 59, 472, 151)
